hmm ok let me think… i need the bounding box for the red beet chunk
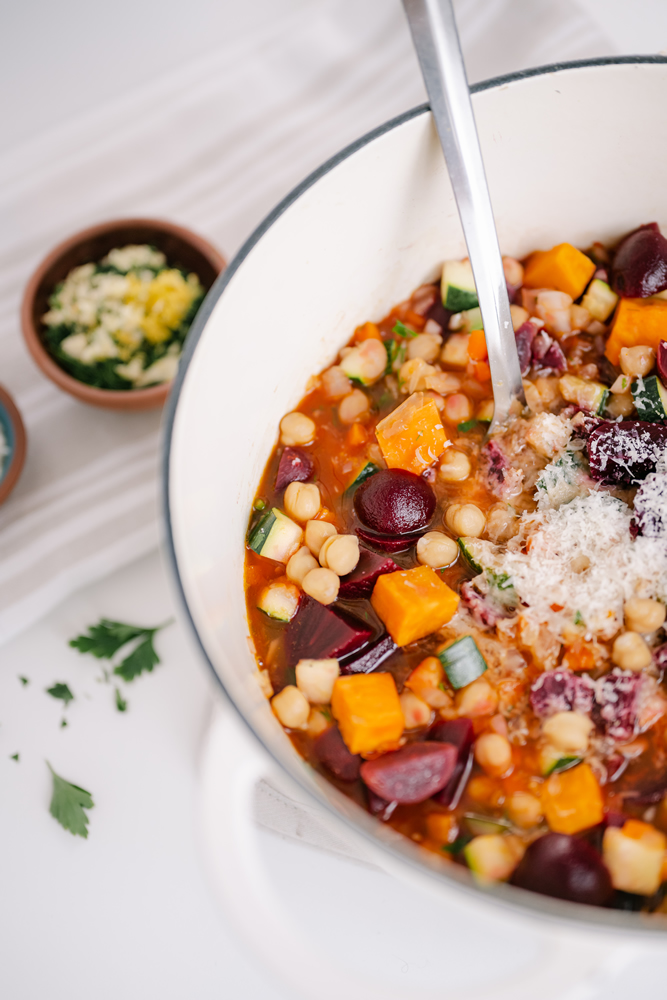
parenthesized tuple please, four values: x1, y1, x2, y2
(460, 581, 511, 628)
(515, 321, 537, 376)
(594, 669, 645, 742)
(354, 469, 436, 536)
(285, 596, 374, 664)
(275, 447, 314, 491)
(360, 742, 457, 805)
(530, 668, 595, 719)
(511, 833, 613, 906)
(586, 420, 667, 485)
(428, 718, 474, 807)
(612, 223, 667, 298)
(633, 467, 667, 537)
(355, 526, 419, 553)
(658, 342, 667, 384)
(313, 726, 361, 781)
(339, 633, 397, 675)
(338, 548, 399, 599)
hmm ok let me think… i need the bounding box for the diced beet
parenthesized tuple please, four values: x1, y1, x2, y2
(633, 462, 667, 538)
(612, 223, 667, 299)
(593, 669, 644, 742)
(366, 789, 397, 821)
(594, 267, 609, 283)
(313, 726, 361, 781)
(511, 833, 613, 906)
(480, 439, 524, 500)
(274, 447, 313, 491)
(460, 581, 511, 628)
(571, 412, 604, 440)
(530, 669, 595, 719)
(604, 811, 627, 828)
(515, 321, 537, 376)
(285, 596, 374, 665)
(428, 718, 474, 807)
(586, 420, 667, 485)
(658, 342, 667, 384)
(531, 328, 551, 362)
(339, 633, 397, 675)
(411, 284, 439, 316)
(354, 469, 436, 535)
(355, 527, 420, 553)
(538, 340, 567, 373)
(621, 775, 667, 804)
(338, 548, 399, 599)
(360, 742, 457, 805)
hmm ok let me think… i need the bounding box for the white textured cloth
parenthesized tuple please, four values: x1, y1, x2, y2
(0, 0, 613, 643)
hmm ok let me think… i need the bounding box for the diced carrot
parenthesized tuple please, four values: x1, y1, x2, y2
(425, 812, 456, 845)
(468, 328, 488, 361)
(604, 297, 667, 365)
(404, 310, 426, 331)
(541, 762, 603, 834)
(331, 673, 404, 754)
(346, 423, 367, 447)
(561, 640, 600, 672)
(375, 391, 448, 475)
(354, 321, 383, 343)
(523, 243, 596, 300)
(404, 656, 451, 708)
(371, 566, 460, 647)
(472, 361, 491, 383)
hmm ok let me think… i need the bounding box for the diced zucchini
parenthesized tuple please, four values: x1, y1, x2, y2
(442, 260, 478, 312)
(248, 508, 303, 563)
(463, 813, 511, 836)
(581, 278, 618, 323)
(457, 537, 500, 575)
(559, 374, 609, 415)
(257, 580, 300, 621)
(464, 834, 520, 881)
(438, 635, 487, 690)
(441, 332, 471, 368)
(345, 461, 380, 493)
(540, 748, 582, 777)
(535, 450, 588, 510)
(631, 374, 667, 421)
(461, 307, 483, 332)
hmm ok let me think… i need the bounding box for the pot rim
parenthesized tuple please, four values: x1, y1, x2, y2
(163, 55, 667, 936)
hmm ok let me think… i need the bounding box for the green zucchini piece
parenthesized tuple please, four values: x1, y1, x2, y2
(457, 537, 499, 575)
(257, 580, 300, 621)
(631, 374, 667, 421)
(345, 461, 380, 493)
(463, 813, 511, 836)
(559, 374, 609, 415)
(461, 306, 483, 332)
(581, 278, 618, 322)
(542, 754, 582, 778)
(441, 259, 478, 312)
(438, 635, 487, 690)
(247, 507, 302, 563)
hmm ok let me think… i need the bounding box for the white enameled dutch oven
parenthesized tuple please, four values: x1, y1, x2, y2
(165, 58, 667, 999)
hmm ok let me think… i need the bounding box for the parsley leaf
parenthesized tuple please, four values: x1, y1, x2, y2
(47, 763, 94, 838)
(46, 682, 74, 706)
(114, 634, 160, 681)
(69, 619, 147, 659)
(457, 419, 478, 433)
(115, 687, 128, 712)
(384, 339, 406, 375)
(10, 753, 19, 762)
(19, 676, 29, 686)
(392, 320, 418, 338)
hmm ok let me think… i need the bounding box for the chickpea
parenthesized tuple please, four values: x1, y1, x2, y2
(305, 519, 336, 558)
(624, 597, 666, 634)
(407, 332, 442, 362)
(295, 658, 340, 704)
(444, 393, 472, 423)
(510, 304, 529, 331)
(321, 365, 352, 400)
(445, 503, 486, 538)
(271, 685, 309, 729)
(284, 481, 321, 522)
(542, 711, 594, 753)
(611, 631, 653, 672)
(322, 535, 360, 576)
(286, 545, 319, 586)
(606, 391, 635, 419)
(318, 533, 338, 568)
(416, 531, 458, 569)
(503, 256, 524, 287)
(338, 389, 370, 424)
(301, 567, 340, 605)
(280, 411, 316, 447)
(438, 449, 471, 482)
(476, 399, 494, 422)
(441, 332, 470, 367)
(307, 707, 332, 737)
(619, 345, 655, 378)
(474, 733, 513, 777)
(485, 503, 518, 544)
(340, 338, 386, 385)
(506, 791, 543, 830)
(454, 676, 498, 718)
(399, 690, 433, 729)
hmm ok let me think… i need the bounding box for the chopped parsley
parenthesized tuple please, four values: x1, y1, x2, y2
(384, 339, 406, 375)
(115, 688, 128, 712)
(47, 763, 94, 838)
(392, 320, 418, 339)
(457, 419, 478, 433)
(46, 682, 74, 706)
(442, 834, 472, 855)
(19, 676, 29, 686)
(10, 753, 19, 762)
(70, 617, 172, 681)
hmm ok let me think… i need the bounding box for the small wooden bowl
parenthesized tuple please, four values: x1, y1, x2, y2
(21, 219, 226, 410)
(0, 385, 27, 504)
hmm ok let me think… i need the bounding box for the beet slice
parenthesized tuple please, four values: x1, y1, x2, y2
(275, 447, 314, 491)
(355, 527, 420, 553)
(515, 321, 537, 376)
(511, 833, 613, 906)
(428, 718, 474, 807)
(285, 596, 374, 664)
(354, 469, 436, 535)
(593, 669, 645, 742)
(313, 726, 361, 781)
(339, 633, 397, 675)
(658, 342, 667, 384)
(530, 668, 595, 719)
(612, 223, 667, 299)
(360, 742, 457, 805)
(338, 548, 399, 599)
(586, 420, 667, 485)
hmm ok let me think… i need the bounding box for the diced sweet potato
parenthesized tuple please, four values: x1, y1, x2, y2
(523, 243, 596, 300)
(468, 329, 488, 361)
(375, 392, 448, 475)
(541, 762, 603, 834)
(371, 566, 460, 647)
(354, 321, 383, 343)
(331, 673, 404, 754)
(605, 297, 667, 365)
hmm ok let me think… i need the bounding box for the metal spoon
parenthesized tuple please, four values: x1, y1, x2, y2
(402, 0, 524, 433)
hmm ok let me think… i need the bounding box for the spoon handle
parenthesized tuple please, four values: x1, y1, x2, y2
(403, 0, 523, 430)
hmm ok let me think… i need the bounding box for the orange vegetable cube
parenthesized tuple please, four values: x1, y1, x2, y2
(605, 297, 667, 365)
(346, 423, 367, 448)
(541, 762, 603, 834)
(468, 328, 488, 361)
(405, 655, 451, 708)
(331, 673, 404, 754)
(354, 321, 383, 343)
(472, 361, 491, 383)
(425, 812, 456, 845)
(523, 243, 596, 300)
(375, 392, 448, 475)
(371, 566, 460, 647)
